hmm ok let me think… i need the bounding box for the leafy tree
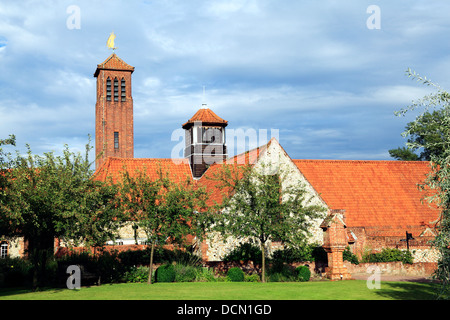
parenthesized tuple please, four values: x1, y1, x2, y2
(389, 146, 420, 161)
(395, 68, 450, 298)
(389, 109, 446, 161)
(0, 135, 16, 214)
(208, 162, 325, 282)
(116, 164, 208, 284)
(0, 134, 16, 166)
(0, 140, 121, 290)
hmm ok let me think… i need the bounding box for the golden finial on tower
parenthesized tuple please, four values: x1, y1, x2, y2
(106, 32, 117, 51)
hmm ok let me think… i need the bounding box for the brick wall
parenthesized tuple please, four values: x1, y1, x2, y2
(95, 68, 134, 169)
(344, 261, 437, 277)
(347, 226, 438, 263)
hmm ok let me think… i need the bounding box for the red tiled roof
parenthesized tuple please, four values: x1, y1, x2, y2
(182, 107, 228, 129)
(93, 157, 192, 184)
(93, 143, 440, 234)
(293, 159, 439, 230)
(94, 53, 135, 77)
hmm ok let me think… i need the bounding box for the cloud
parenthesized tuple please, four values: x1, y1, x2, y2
(1, 0, 450, 163)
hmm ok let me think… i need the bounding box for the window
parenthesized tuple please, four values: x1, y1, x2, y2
(121, 78, 126, 102)
(202, 128, 222, 143)
(114, 78, 119, 102)
(114, 132, 119, 150)
(0, 241, 8, 259)
(106, 77, 111, 101)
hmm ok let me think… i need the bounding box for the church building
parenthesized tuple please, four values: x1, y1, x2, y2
(92, 52, 441, 269)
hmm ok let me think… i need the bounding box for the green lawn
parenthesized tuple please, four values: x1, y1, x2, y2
(0, 280, 439, 300)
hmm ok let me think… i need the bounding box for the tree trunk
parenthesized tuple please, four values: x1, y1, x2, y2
(260, 242, 266, 283)
(148, 242, 155, 284)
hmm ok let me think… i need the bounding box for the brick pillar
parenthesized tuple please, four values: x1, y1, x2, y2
(321, 209, 352, 280)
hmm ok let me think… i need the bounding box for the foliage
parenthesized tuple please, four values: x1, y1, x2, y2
(389, 109, 446, 161)
(395, 68, 450, 298)
(226, 267, 245, 282)
(116, 163, 209, 283)
(174, 263, 199, 282)
(343, 246, 360, 265)
(361, 248, 413, 264)
(0, 256, 32, 287)
(271, 244, 327, 264)
(124, 266, 150, 283)
(266, 263, 297, 282)
(244, 274, 260, 282)
(195, 267, 217, 282)
(296, 266, 311, 282)
(389, 146, 420, 161)
(223, 242, 262, 263)
(56, 250, 124, 285)
(0, 138, 121, 289)
(155, 264, 176, 283)
(208, 162, 326, 282)
(117, 247, 199, 270)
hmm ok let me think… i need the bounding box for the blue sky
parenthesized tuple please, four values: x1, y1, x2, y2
(1, 1, 449, 164)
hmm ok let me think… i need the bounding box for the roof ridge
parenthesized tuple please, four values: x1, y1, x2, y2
(182, 107, 228, 128)
(107, 157, 187, 162)
(292, 159, 429, 164)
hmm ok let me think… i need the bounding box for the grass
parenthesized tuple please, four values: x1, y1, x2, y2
(0, 280, 440, 300)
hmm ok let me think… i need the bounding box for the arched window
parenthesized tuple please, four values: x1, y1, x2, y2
(106, 77, 111, 101)
(121, 78, 126, 102)
(114, 78, 119, 102)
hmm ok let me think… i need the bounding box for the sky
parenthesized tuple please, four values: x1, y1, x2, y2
(1, 0, 449, 166)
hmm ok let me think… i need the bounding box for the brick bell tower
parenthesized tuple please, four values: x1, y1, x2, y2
(94, 53, 135, 169)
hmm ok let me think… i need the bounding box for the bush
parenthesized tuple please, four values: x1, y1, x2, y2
(195, 267, 217, 282)
(223, 243, 262, 263)
(267, 262, 297, 282)
(244, 274, 260, 282)
(156, 264, 176, 283)
(96, 250, 124, 283)
(118, 247, 199, 271)
(343, 246, 359, 265)
(124, 266, 149, 283)
(57, 250, 124, 284)
(362, 248, 413, 264)
(227, 267, 245, 282)
(0, 257, 33, 287)
(271, 244, 327, 264)
(174, 263, 198, 282)
(296, 266, 311, 282)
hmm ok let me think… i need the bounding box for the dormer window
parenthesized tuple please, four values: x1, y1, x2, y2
(121, 78, 126, 102)
(114, 78, 119, 102)
(106, 77, 111, 101)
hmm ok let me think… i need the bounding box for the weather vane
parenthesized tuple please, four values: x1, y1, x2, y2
(106, 32, 117, 51)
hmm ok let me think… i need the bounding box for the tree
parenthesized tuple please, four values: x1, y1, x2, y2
(395, 68, 450, 298)
(0, 140, 121, 290)
(0, 134, 16, 166)
(389, 146, 420, 161)
(389, 109, 446, 161)
(208, 162, 326, 282)
(0, 135, 16, 213)
(116, 164, 208, 284)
